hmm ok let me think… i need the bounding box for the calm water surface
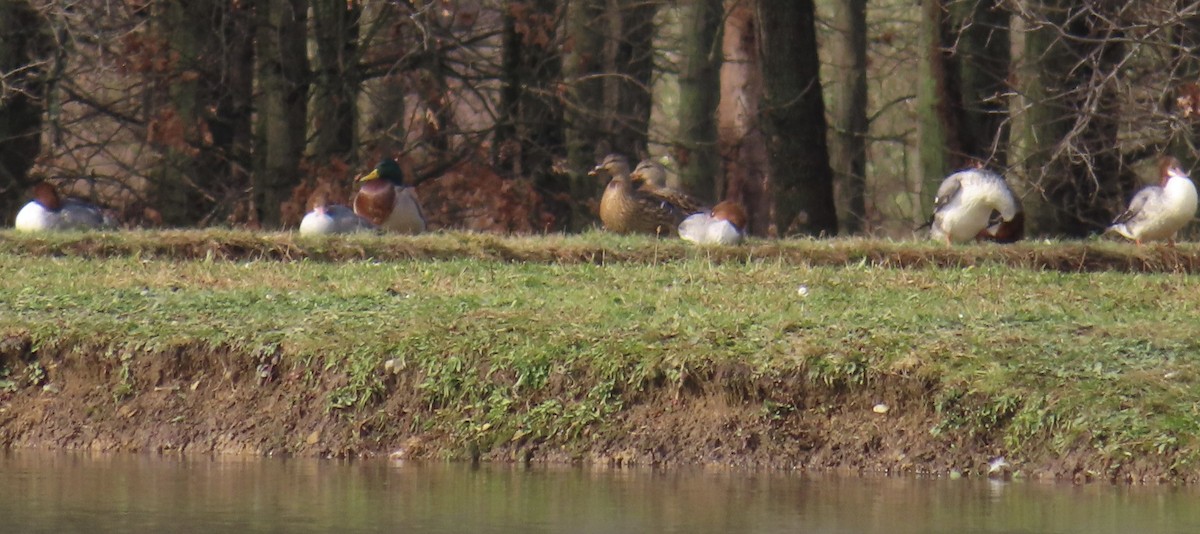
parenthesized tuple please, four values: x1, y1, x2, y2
(1, 451, 1197, 533)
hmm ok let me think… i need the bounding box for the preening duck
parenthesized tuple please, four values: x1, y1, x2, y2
(353, 158, 426, 234)
(592, 154, 692, 236)
(300, 186, 374, 235)
(1108, 156, 1197, 246)
(14, 181, 114, 232)
(679, 199, 748, 245)
(928, 167, 1023, 244)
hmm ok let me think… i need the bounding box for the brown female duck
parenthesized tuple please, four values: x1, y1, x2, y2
(629, 158, 707, 216)
(591, 154, 693, 236)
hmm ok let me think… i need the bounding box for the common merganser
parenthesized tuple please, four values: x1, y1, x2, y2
(14, 182, 114, 232)
(300, 188, 373, 235)
(593, 154, 691, 236)
(353, 158, 426, 234)
(679, 200, 748, 245)
(928, 167, 1023, 244)
(1108, 156, 1197, 246)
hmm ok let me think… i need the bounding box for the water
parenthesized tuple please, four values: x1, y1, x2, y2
(1, 451, 1198, 533)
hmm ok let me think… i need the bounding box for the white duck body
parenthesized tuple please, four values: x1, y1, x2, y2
(299, 204, 374, 235)
(15, 182, 113, 232)
(930, 169, 1020, 244)
(1109, 165, 1197, 243)
(14, 201, 60, 231)
(679, 213, 742, 245)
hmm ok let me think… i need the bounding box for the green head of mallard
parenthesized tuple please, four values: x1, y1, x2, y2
(359, 158, 405, 186)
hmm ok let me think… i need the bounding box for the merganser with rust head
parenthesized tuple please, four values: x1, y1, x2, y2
(15, 181, 114, 232)
(593, 153, 695, 236)
(679, 199, 748, 245)
(630, 158, 706, 216)
(352, 158, 426, 234)
(1108, 156, 1198, 246)
(928, 166, 1024, 244)
(300, 186, 374, 235)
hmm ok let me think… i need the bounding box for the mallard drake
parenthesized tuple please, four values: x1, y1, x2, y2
(14, 181, 114, 232)
(928, 167, 1023, 244)
(679, 199, 748, 245)
(353, 158, 426, 234)
(300, 187, 374, 235)
(630, 158, 707, 216)
(1108, 156, 1197, 246)
(593, 154, 692, 235)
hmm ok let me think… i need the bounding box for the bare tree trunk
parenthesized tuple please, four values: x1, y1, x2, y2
(0, 0, 52, 219)
(310, 0, 361, 163)
(754, 0, 837, 236)
(254, 0, 310, 227)
(916, 0, 958, 219)
(152, 0, 255, 226)
(950, 0, 1010, 166)
(718, 0, 768, 235)
(498, 0, 565, 226)
(563, 0, 608, 230)
(827, 0, 868, 234)
(1012, 1, 1129, 236)
(611, 0, 657, 157)
(676, 0, 723, 204)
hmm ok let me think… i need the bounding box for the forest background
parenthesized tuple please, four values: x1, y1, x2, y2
(1, 0, 1197, 239)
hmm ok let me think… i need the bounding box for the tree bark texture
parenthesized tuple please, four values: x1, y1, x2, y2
(754, 0, 838, 236)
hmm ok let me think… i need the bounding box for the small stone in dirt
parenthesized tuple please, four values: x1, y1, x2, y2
(872, 403, 889, 414)
(988, 457, 1011, 477)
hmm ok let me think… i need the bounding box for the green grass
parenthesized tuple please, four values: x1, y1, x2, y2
(2, 230, 1200, 477)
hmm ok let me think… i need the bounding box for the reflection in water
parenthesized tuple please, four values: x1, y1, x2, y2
(1, 450, 1198, 533)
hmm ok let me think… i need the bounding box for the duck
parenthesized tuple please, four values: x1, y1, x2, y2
(353, 158, 426, 234)
(592, 154, 694, 236)
(1108, 156, 1197, 246)
(629, 158, 707, 216)
(928, 166, 1023, 244)
(14, 181, 115, 232)
(299, 186, 374, 235)
(679, 199, 748, 245)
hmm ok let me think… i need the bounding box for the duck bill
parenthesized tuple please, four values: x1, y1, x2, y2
(358, 169, 381, 183)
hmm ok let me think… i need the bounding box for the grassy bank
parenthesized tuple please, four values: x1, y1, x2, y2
(2, 230, 1200, 482)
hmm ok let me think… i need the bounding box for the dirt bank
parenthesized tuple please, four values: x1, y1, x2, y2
(0, 336, 1174, 484)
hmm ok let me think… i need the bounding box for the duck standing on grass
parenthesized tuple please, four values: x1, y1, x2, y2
(592, 153, 696, 236)
(300, 186, 374, 235)
(1108, 156, 1198, 246)
(679, 200, 748, 245)
(928, 166, 1024, 244)
(353, 158, 426, 234)
(15, 181, 115, 232)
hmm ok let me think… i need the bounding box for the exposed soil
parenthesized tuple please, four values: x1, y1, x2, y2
(0, 336, 1177, 484)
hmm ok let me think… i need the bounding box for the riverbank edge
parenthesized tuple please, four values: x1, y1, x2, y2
(0, 334, 1183, 485)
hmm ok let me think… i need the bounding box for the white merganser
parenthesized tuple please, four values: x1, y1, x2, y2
(300, 188, 374, 235)
(928, 167, 1023, 244)
(15, 182, 114, 231)
(679, 200, 748, 245)
(1109, 156, 1197, 246)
